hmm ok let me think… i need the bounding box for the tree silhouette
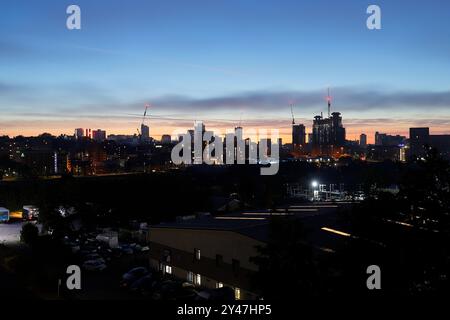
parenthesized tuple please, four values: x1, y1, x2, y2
(344, 147, 450, 293)
(250, 217, 318, 298)
(399, 147, 450, 230)
(20, 223, 39, 246)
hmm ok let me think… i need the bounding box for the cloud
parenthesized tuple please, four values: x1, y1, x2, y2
(0, 82, 27, 94)
(144, 87, 450, 113)
(1, 83, 450, 126)
(0, 40, 30, 57)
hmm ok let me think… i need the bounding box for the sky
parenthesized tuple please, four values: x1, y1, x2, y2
(0, 0, 449, 143)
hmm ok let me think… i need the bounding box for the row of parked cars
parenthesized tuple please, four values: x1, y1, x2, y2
(63, 233, 149, 271)
(120, 267, 235, 301)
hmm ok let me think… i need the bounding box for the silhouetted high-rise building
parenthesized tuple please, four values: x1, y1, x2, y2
(429, 134, 450, 160)
(375, 132, 384, 145)
(161, 135, 172, 144)
(292, 124, 306, 150)
(375, 132, 406, 146)
(409, 127, 429, 159)
(141, 124, 150, 141)
(399, 128, 450, 160)
(75, 128, 84, 139)
(92, 129, 106, 142)
(312, 112, 346, 156)
(360, 133, 367, 147)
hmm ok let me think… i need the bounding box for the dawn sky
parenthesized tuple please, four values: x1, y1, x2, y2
(1, 0, 449, 143)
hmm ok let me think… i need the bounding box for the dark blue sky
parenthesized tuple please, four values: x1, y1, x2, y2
(1, 0, 449, 140)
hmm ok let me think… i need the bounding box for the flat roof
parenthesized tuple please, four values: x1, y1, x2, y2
(152, 216, 270, 242)
(150, 203, 352, 243)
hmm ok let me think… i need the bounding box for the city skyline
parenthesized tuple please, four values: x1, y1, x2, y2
(2, 114, 448, 146)
(1, 0, 450, 142)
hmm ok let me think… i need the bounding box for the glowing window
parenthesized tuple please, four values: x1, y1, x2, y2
(194, 273, 201, 286)
(235, 287, 241, 300)
(194, 248, 201, 260)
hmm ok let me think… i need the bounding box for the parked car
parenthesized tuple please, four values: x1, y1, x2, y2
(120, 245, 134, 255)
(82, 259, 107, 271)
(152, 280, 198, 301)
(83, 244, 100, 252)
(175, 287, 199, 301)
(82, 253, 106, 264)
(70, 245, 81, 254)
(129, 274, 158, 296)
(97, 248, 113, 261)
(196, 287, 235, 301)
(79, 248, 97, 256)
(111, 247, 123, 258)
(120, 267, 149, 288)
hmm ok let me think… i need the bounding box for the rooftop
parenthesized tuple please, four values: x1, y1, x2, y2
(151, 203, 353, 245)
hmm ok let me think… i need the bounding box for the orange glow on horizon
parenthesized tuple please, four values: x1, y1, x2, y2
(1, 120, 450, 144)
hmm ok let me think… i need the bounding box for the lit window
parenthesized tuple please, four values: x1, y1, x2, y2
(216, 282, 223, 289)
(194, 273, 201, 286)
(235, 287, 241, 300)
(164, 265, 172, 274)
(187, 271, 193, 283)
(194, 248, 201, 260)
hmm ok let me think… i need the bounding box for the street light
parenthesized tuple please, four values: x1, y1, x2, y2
(311, 180, 319, 201)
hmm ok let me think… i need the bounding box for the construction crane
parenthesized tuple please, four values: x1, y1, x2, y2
(142, 103, 150, 126)
(290, 103, 295, 125)
(137, 103, 150, 138)
(327, 88, 331, 118)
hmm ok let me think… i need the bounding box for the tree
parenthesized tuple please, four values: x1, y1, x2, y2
(343, 147, 450, 293)
(250, 217, 318, 298)
(399, 147, 450, 230)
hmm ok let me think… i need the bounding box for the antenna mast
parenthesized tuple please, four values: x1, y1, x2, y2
(290, 103, 295, 125)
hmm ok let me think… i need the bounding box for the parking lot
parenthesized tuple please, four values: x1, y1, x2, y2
(0, 220, 235, 300)
(60, 231, 233, 300)
(0, 221, 25, 245)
